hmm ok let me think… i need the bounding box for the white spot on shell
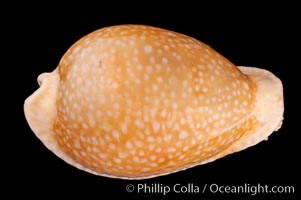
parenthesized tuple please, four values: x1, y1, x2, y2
(112, 130, 120, 140)
(153, 121, 160, 132)
(164, 134, 172, 142)
(243, 82, 250, 90)
(162, 57, 168, 64)
(144, 45, 152, 53)
(179, 131, 188, 139)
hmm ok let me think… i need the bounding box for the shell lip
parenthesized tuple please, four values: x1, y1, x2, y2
(238, 66, 284, 131)
(231, 66, 284, 149)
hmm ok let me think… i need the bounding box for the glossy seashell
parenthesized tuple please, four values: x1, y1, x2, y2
(24, 25, 284, 179)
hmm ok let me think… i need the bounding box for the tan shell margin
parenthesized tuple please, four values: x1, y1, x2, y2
(199, 66, 284, 164)
(24, 66, 284, 179)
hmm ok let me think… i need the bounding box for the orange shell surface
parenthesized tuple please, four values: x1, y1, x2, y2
(24, 25, 284, 179)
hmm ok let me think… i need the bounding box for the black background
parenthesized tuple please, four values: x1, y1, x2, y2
(10, 4, 299, 199)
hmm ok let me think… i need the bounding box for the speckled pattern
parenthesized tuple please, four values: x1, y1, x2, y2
(24, 25, 283, 179)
